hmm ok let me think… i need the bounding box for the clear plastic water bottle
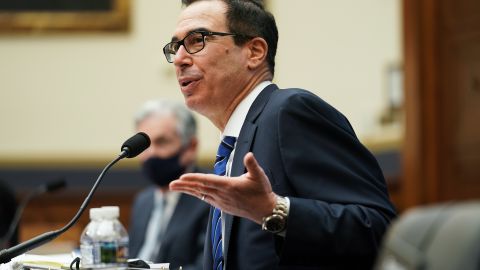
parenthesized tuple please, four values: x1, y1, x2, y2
(96, 206, 129, 267)
(79, 207, 102, 267)
(79, 206, 129, 268)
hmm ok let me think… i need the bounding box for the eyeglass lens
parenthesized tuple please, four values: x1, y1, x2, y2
(164, 32, 205, 63)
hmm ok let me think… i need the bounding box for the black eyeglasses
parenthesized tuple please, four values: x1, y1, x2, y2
(163, 31, 237, 63)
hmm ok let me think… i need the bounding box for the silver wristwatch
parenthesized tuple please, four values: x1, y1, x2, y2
(261, 195, 288, 234)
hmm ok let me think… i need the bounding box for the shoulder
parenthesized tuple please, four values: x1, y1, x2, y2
(265, 87, 353, 134)
(0, 179, 15, 204)
(271, 88, 339, 114)
(133, 186, 155, 204)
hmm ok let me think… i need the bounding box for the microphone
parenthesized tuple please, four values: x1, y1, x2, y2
(120, 132, 150, 158)
(44, 179, 67, 193)
(0, 179, 67, 249)
(0, 132, 150, 264)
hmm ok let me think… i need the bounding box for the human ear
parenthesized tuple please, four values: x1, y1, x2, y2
(246, 37, 268, 69)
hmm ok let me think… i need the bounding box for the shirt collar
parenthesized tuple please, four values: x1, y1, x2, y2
(154, 189, 180, 206)
(223, 81, 272, 138)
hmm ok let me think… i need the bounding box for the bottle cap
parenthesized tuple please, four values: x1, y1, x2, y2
(89, 207, 103, 220)
(101, 206, 120, 219)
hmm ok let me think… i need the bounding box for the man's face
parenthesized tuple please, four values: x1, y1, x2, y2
(171, 0, 249, 119)
(136, 114, 183, 163)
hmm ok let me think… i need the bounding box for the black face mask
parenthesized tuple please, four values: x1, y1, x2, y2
(142, 151, 186, 187)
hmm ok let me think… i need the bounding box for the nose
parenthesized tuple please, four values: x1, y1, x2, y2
(173, 45, 192, 67)
(139, 145, 154, 160)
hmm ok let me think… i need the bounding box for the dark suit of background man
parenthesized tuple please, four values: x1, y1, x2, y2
(128, 100, 209, 270)
(0, 179, 18, 249)
(166, 0, 397, 269)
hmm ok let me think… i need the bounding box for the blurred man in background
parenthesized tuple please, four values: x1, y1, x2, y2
(0, 179, 18, 249)
(128, 100, 209, 270)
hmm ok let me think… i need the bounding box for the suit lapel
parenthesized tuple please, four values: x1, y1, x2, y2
(223, 84, 277, 267)
(230, 83, 277, 176)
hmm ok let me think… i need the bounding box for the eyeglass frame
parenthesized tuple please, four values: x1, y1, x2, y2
(163, 30, 247, 63)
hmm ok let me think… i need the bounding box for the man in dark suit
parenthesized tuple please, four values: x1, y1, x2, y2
(166, 0, 397, 269)
(128, 100, 209, 270)
(0, 179, 18, 249)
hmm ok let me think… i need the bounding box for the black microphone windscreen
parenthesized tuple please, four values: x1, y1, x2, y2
(45, 178, 67, 192)
(121, 132, 150, 158)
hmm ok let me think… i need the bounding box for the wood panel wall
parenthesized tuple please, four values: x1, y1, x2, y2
(18, 191, 137, 254)
(402, 0, 480, 209)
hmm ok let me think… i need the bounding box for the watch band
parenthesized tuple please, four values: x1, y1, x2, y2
(261, 195, 289, 233)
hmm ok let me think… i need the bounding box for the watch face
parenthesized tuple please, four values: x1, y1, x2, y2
(265, 214, 285, 233)
(262, 196, 288, 234)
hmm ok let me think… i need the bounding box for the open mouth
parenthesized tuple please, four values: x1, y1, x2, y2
(181, 80, 193, 87)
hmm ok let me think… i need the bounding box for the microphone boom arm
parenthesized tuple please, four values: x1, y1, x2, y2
(0, 132, 149, 264)
(0, 179, 66, 249)
(0, 154, 124, 264)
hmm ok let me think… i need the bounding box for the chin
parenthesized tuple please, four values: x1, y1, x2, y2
(184, 96, 201, 111)
(185, 97, 210, 117)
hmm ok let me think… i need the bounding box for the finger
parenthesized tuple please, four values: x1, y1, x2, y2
(179, 172, 221, 180)
(169, 179, 201, 190)
(178, 173, 229, 190)
(170, 179, 223, 197)
(169, 184, 203, 199)
(169, 179, 210, 193)
(169, 184, 224, 208)
(169, 183, 218, 201)
(243, 152, 265, 179)
(179, 172, 226, 183)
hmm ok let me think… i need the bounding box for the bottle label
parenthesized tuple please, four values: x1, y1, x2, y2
(100, 241, 117, 263)
(99, 241, 129, 264)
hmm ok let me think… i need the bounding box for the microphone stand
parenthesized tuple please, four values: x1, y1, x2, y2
(0, 179, 66, 249)
(0, 152, 127, 264)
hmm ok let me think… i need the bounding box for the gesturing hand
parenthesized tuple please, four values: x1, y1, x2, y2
(169, 152, 277, 224)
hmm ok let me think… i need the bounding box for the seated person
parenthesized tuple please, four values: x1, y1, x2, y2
(128, 100, 209, 270)
(0, 178, 18, 248)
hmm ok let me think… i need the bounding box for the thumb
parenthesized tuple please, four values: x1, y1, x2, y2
(243, 152, 265, 179)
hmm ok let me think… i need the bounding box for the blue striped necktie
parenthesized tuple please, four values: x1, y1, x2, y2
(212, 136, 236, 270)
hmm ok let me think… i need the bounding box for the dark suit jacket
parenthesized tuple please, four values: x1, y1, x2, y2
(0, 179, 18, 248)
(203, 84, 397, 270)
(129, 181, 210, 270)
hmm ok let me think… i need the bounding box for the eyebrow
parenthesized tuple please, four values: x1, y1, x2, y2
(170, 27, 211, 42)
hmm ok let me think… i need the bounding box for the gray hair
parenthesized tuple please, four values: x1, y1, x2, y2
(134, 99, 197, 145)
